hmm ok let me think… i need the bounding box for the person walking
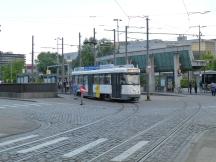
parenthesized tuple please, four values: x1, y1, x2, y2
(189, 81, 192, 94)
(194, 81, 198, 94)
(80, 84, 87, 105)
(210, 82, 215, 96)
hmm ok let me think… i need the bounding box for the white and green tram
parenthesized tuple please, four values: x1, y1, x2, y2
(71, 64, 141, 101)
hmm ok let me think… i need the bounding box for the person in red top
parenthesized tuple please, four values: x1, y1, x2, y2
(80, 84, 87, 105)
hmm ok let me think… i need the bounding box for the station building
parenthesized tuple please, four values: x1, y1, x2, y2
(96, 38, 215, 92)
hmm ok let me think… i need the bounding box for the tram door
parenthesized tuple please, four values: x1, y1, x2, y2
(88, 75, 93, 96)
(111, 74, 121, 98)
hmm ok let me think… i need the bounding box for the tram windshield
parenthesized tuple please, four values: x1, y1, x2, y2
(121, 74, 140, 85)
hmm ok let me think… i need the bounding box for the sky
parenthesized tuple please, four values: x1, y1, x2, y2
(0, 0, 216, 63)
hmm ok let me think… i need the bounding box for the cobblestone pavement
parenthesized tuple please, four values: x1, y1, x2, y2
(0, 95, 216, 162)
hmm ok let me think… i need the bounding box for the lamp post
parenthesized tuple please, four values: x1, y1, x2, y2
(31, 35, 34, 75)
(146, 16, 150, 101)
(113, 18, 122, 53)
(55, 37, 62, 81)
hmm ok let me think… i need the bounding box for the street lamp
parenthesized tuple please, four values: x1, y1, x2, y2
(55, 37, 62, 80)
(113, 18, 122, 53)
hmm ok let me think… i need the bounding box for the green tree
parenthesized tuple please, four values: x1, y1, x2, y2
(200, 52, 216, 70)
(97, 38, 114, 57)
(81, 43, 95, 66)
(72, 38, 114, 68)
(75, 37, 96, 67)
(35, 52, 62, 74)
(2, 60, 25, 83)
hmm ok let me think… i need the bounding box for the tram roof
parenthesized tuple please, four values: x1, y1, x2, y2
(72, 65, 140, 75)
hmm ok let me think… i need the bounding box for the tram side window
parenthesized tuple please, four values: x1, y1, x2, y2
(94, 75, 100, 84)
(78, 75, 84, 84)
(83, 75, 88, 85)
(99, 74, 104, 84)
(104, 74, 111, 84)
(120, 74, 127, 85)
(75, 76, 79, 84)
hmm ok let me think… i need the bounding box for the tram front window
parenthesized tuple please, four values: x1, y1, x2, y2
(121, 74, 140, 85)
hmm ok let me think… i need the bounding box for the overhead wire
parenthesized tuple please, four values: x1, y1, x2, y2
(113, 0, 131, 26)
(182, 0, 190, 21)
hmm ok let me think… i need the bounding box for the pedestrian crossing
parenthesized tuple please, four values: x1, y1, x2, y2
(0, 134, 38, 147)
(111, 141, 149, 161)
(17, 137, 68, 154)
(62, 138, 108, 158)
(0, 134, 150, 161)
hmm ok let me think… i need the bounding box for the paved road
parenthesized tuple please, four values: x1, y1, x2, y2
(0, 95, 216, 162)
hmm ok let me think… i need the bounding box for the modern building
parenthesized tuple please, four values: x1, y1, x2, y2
(0, 52, 25, 65)
(0, 51, 26, 81)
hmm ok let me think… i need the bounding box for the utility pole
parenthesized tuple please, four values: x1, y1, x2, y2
(113, 29, 116, 65)
(93, 28, 96, 65)
(79, 32, 81, 67)
(198, 25, 201, 56)
(146, 17, 150, 101)
(61, 37, 64, 93)
(113, 19, 122, 53)
(125, 26, 128, 64)
(31, 35, 34, 75)
(55, 38, 61, 80)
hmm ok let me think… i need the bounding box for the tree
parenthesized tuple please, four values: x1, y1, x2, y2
(200, 52, 216, 70)
(97, 38, 114, 57)
(35, 52, 62, 74)
(2, 60, 25, 83)
(81, 43, 95, 66)
(72, 38, 114, 68)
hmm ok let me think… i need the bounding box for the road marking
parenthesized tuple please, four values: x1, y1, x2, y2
(111, 141, 149, 162)
(88, 118, 168, 162)
(62, 138, 108, 158)
(0, 117, 109, 154)
(0, 135, 38, 147)
(17, 137, 68, 154)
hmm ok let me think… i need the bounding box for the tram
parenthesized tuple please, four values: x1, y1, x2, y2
(71, 64, 141, 101)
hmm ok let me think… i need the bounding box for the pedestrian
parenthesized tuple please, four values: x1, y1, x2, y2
(63, 79, 67, 93)
(80, 84, 87, 105)
(72, 82, 78, 98)
(210, 82, 215, 96)
(199, 80, 203, 93)
(194, 81, 197, 94)
(189, 81, 192, 94)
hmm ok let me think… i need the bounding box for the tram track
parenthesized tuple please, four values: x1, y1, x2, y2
(137, 102, 202, 162)
(0, 101, 142, 162)
(11, 100, 186, 162)
(11, 102, 141, 162)
(0, 99, 200, 162)
(0, 102, 125, 153)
